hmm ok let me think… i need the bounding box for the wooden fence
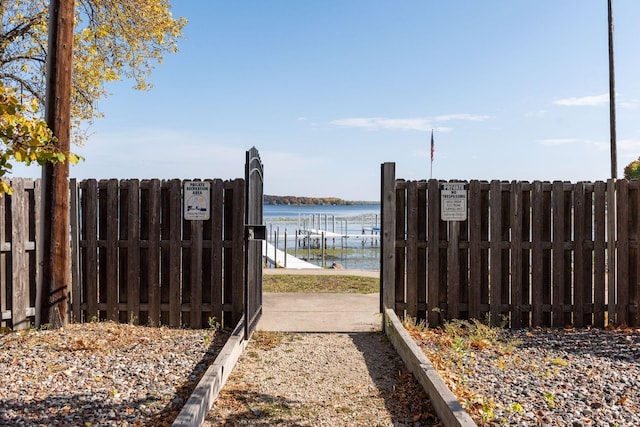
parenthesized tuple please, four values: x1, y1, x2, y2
(1, 177, 247, 330)
(381, 163, 640, 328)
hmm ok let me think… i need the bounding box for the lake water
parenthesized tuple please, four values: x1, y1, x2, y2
(263, 204, 381, 270)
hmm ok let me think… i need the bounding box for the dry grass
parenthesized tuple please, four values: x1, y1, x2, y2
(263, 274, 379, 294)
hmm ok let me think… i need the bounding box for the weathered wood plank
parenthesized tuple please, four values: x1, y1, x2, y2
(631, 182, 640, 327)
(468, 181, 481, 321)
(531, 182, 545, 326)
(0, 183, 6, 327)
(146, 179, 161, 326)
(210, 179, 224, 325)
(190, 209, 204, 328)
(510, 181, 524, 328)
(395, 182, 407, 317)
(230, 179, 245, 326)
(70, 179, 81, 323)
(489, 180, 502, 326)
(593, 181, 606, 327)
(406, 181, 419, 318)
(126, 180, 141, 324)
(574, 182, 586, 327)
(616, 179, 629, 326)
(417, 182, 428, 321)
(83, 180, 99, 321)
(552, 181, 566, 327)
(11, 179, 29, 329)
(105, 179, 119, 322)
(168, 179, 182, 327)
(380, 163, 396, 312)
(427, 179, 441, 326)
(447, 219, 461, 320)
(607, 179, 617, 324)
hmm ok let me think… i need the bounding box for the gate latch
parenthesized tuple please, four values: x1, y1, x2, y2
(245, 224, 266, 240)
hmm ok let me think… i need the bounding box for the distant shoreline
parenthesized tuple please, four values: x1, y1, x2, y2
(264, 195, 378, 206)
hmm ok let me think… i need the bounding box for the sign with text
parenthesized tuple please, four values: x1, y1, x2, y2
(184, 181, 210, 220)
(440, 182, 467, 221)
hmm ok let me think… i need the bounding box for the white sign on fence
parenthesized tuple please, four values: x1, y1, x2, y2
(440, 182, 467, 221)
(184, 181, 211, 220)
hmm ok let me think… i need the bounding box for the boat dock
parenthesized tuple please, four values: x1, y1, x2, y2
(262, 241, 321, 269)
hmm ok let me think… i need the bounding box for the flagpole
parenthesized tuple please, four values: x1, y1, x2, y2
(430, 129, 434, 180)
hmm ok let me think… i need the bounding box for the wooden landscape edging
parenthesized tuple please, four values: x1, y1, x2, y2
(384, 309, 476, 427)
(172, 317, 248, 427)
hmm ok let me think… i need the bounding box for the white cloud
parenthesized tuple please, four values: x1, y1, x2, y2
(434, 113, 491, 122)
(538, 138, 607, 151)
(553, 94, 609, 107)
(618, 138, 640, 153)
(537, 138, 582, 146)
(330, 117, 432, 132)
(329, 113, 489, 132)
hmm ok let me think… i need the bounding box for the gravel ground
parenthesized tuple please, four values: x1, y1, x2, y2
(205, 332, 440, 426)
(0, 322, 227, 427)
(413, 326, 640, 426)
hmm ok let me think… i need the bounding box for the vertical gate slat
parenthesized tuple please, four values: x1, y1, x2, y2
(70, 179, 80, 323)
(211, 179, 224, 324)
(574, 182, 586, 327)
(1, 184, 7, 327)
(468, 181, 481, 320)
(593, 181, 606, 327)
(632, 181, 640, 327)
(380, 164, 396, 312)
(230, 179, 245, 325)
(168, 179, 182, 327)
(447, 220, 461, 320)
(11, 179, 29, 329)
(406, 182, 419, 318)
(616, 179, 629, 326)
(531, 182, 544, 326)
(147, 180, 161, 326)
(427, 179, 441, 326)
(510, 181, 524, 328)
(395, 182, 406, 317)
(417, 183, 428, 320)
(83, 180, 98, 320)
(489, 180, 502, 326)
(105, 179, 119, 322)
(126, 180, 141, 323)
(583, 185, 595, 327)
(552, 181, 566, 327)
(189, 215, 203, 328)
(563, 184, 573, 326)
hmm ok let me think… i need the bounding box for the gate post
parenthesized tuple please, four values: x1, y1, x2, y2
(381, 163, 396, 314)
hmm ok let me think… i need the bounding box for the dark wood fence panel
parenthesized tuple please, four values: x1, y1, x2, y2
(74, 178, 244, 329)
(383, 174, 640, 328)
(3, 166, 256, 332)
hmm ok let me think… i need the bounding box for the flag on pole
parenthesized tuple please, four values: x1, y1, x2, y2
(430, 129, 435, 161)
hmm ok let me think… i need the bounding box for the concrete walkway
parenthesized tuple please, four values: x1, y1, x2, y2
(257, 292, 382, 332)
(258, 268, 382, 332)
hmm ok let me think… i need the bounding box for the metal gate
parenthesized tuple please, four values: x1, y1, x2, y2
(244, 147, 264, 339)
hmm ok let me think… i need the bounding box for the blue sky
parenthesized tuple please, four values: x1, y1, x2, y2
(14, 1, 640, 201)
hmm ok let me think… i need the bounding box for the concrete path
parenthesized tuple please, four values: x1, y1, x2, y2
(257, 292, 383, 332)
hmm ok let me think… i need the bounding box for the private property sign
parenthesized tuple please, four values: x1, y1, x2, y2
(440, 182, 467, 221)
(184, 181, 210, 220)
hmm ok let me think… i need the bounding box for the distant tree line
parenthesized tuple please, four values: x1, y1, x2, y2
(264, 195, 377, 205)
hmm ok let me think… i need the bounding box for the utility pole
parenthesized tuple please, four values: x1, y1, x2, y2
(40, 0, 75, 328)
(608, 0, 617, 179)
